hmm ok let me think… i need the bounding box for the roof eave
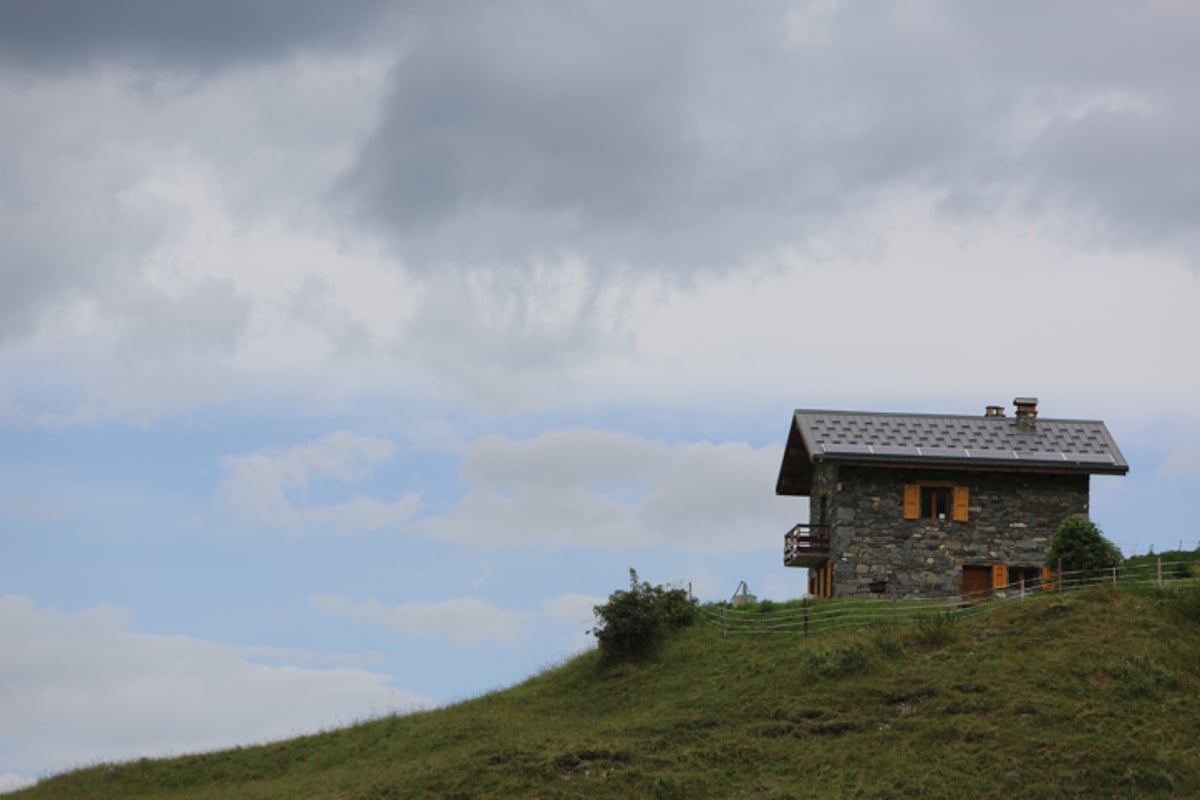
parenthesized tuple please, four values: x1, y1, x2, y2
(816, 454, 1129, 476)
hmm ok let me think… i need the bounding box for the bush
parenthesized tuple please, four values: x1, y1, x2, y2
(654, 582, 700, 630)
(913, 610, 959, 647)
(591, 569, 698, 664)
(1046, 515, 1122, 578)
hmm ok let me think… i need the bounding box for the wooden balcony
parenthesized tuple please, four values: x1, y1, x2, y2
(784, 524, 830, 567)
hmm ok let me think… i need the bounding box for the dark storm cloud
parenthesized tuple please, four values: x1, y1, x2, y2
(0, 0, 389, 73)
(336, 1, 1200, 273)
(335, 2, 825, 272)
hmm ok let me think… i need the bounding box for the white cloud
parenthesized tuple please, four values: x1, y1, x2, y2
(541, 593, 607, 626)
(217, 432, 422, 533)
(35, 277, 251, 429)
(427, 427, 797, 552)
(0, 595, 431, 782)
(0, 55, 397, 425)
(587, 190, 1200, 428)
(1159, 448, 1200, 480)
(309, 595, 526, 648)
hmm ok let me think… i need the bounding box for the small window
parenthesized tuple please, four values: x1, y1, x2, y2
(920, 486, 952, 520)
(903, 484, 970, 521)
(1007, 566, 1041, 591)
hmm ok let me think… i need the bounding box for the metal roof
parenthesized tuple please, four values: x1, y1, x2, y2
(776, 408, 1128, 495)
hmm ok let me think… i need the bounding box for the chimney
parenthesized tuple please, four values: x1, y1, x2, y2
(1014, 397, 1038, 431)
(984, 405, 1005, 418)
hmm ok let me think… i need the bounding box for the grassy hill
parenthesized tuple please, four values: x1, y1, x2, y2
(16, 585, 1200, 799)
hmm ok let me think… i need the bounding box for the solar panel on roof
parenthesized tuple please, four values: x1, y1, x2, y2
(1069, 453, 1116, 464)
(922, 446, 970, 458)
(873, 445, 920, 457)
(971, 449, 1017, 460)
(1016, 451, 1068, 462)
(822, 444, 872, 455)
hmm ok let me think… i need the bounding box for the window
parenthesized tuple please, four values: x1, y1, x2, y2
(1007, 566, 1041, 591)
(921, 486, 952, 520)
(903, 484, 969, 521)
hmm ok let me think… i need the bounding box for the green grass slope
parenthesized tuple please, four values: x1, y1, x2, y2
(17, 586, 1200, 800)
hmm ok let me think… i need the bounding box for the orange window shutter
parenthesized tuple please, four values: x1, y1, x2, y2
(992, 564, 1007, 589)
(952, 486, 970, 521)
(903, 484, 920, 519)
(1042, 567, 1056, 591)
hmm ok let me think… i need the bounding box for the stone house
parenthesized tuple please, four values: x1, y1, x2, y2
(776, 398, 1128, 599)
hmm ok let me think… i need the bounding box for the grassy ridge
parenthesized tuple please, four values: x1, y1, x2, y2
(17, 586, 1200, 799)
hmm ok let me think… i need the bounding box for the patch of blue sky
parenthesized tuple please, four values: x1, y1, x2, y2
(1092, 445, 1200, 556)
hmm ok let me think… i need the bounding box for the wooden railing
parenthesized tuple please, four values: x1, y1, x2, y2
(783, 524, 830, 567)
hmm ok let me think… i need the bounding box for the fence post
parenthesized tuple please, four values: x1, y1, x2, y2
(1157, 557, 1162, 588)
(1111, 565, 1117, 586)
(1020, 575, 1025, 600)
(803, 596, 809, 636)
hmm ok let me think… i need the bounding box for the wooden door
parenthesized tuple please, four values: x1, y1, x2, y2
(962, 566, 991, 601)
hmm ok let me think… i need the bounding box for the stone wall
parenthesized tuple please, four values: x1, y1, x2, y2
(808, 463, 1090, 598)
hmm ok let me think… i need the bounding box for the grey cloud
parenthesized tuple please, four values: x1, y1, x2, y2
(399, 262, 635, 406)
(0, 0, 390, 73)
(336, 3, 706, 269)
(110, 277, 249, 362)
(335, 1, 1200, 274)
(0, 92, 168, 343)
(1018, 105, 1200, 245)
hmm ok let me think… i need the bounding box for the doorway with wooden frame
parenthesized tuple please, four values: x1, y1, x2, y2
(961, 565, 992, 601)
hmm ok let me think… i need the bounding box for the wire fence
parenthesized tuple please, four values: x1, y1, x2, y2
(1114, 541, 1200, 557)
(789, 540, 1200, 561)
(699, 558, 1199, 638)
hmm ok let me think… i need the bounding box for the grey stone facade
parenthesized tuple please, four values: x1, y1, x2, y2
(809, 463, 1090, 598)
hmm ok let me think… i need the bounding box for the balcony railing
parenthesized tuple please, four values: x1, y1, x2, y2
(783, 524, 830, 567)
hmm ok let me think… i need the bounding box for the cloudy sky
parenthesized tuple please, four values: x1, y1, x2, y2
(3, 0, 1200, 790)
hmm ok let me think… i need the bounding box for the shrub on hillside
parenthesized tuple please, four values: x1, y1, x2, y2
(1046, 515, 1122, 579)
(913, 609, 959, 647)
(591, 570, 698, 663)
